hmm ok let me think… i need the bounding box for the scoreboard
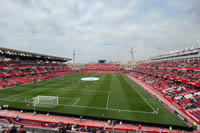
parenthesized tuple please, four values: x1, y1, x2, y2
(98, 60, 106, 64)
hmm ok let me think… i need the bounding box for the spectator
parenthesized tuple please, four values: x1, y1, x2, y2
(138, 124, 142, 133)
(18, 125, 26, 133)
(15, 115, 20, 121)
(8, 125, 17, 133)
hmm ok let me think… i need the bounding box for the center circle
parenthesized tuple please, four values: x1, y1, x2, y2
(81, 77, 100, 81)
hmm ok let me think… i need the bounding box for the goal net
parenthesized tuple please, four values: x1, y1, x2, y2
(33, 95, 58, 108)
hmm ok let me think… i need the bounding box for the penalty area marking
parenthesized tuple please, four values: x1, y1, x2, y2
(58, 104, 155, 114)
(0, 97, 156, 114)
(0, 89, 158, 114)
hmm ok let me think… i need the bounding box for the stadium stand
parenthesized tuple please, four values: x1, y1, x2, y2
(80, 64, 120, 73)
(0, 61, 71, 88)
(0, 110, 190, 133)
(129, 46, 200, 126)
(0, 47, 72, 89)
(0, 46, 198, 132)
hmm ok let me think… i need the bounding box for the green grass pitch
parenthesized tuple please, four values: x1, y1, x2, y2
(0, 73, 186, 126)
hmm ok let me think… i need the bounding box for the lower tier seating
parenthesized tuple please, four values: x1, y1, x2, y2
(130, 71, 200, 121)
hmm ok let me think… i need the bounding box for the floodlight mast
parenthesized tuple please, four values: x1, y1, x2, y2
(129, 48, 134, 67)
(73, 49, 75, 64)
(130, 48, 134, 63)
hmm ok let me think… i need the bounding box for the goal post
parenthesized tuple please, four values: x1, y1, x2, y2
(33, 95, 58, 108)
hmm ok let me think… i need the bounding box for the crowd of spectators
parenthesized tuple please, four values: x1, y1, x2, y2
(130, 58, 200, 121)
(0, 116, 106, 133)
(0, 61, 71, 88)
(139, 58, 200, 68)
(134, 59, 200, 85)
(0, 122, 26, 133)
(57, 123, 105, 133)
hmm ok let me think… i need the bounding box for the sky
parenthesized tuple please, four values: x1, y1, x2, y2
(0, 0, 200, 63)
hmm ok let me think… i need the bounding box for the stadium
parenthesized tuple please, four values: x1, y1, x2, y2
(0, 0, 200, 133)
(0, 46, 200, 132)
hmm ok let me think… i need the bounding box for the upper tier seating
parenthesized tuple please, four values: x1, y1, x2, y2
(134, 59, 200, 87)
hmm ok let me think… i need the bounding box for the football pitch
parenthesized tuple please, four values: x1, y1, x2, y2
(0, 73, 186, 126)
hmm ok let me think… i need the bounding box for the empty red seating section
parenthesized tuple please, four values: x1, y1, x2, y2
(81, 64, 120, 73)
(130, 58, 200, 123)
(0, 61, 71, 88)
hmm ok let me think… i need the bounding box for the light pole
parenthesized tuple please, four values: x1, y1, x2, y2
(73, 49, 75, 64)
(129, 48, 134, 68)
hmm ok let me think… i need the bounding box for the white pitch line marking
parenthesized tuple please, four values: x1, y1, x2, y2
(106, 92, 110, 109)
(123, 75, 156, 112)
(73, 98, 80, 106)
(59, 97, 78, 100)
(0, 98, 155, 114)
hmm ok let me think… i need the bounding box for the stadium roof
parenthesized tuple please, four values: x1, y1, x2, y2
(0, 47, 71, 62)
(150, 45, 200, 61)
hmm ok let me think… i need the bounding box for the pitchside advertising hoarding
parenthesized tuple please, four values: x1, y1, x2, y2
(174, 111, 188, 123)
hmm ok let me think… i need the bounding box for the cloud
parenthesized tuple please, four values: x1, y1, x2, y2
(0, 0, 199, 63)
